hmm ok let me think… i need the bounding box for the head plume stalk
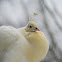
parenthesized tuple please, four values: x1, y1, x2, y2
(29, 13, 38, 22)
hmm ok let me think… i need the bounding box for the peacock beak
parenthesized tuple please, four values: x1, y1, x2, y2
(35, 27, 40, 31)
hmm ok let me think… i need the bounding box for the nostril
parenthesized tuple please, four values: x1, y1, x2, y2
(35, 28, 40, 31)
(35, 28, 37, 29)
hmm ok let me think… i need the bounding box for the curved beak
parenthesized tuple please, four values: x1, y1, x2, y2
(35, 27, 40, 31)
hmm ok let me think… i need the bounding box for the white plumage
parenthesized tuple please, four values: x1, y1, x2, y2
(0, 26, 28, 62)
(0, 21, 49, 62)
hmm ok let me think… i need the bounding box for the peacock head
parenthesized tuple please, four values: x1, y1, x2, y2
(25, 21, 40, 32)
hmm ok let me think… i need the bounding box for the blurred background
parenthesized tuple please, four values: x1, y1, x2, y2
(0, 0, 62, 62)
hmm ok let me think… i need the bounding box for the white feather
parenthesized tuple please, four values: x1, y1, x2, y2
(0, 21, 49, 62)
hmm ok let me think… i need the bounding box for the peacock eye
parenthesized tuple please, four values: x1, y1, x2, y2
(30, 26, 32, 28)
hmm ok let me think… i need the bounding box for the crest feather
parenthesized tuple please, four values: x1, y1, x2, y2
(29, 13, 38, 21)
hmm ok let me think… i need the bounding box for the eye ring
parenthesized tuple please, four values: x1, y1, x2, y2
(30, 26, 32, 28)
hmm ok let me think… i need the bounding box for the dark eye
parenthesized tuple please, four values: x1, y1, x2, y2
(30, 26, 32, 28)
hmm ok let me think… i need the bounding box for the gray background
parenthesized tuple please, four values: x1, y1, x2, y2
(0, 0, 62, 62)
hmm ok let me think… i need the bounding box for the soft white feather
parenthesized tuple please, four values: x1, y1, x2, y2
(0, 21, 49, 62)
